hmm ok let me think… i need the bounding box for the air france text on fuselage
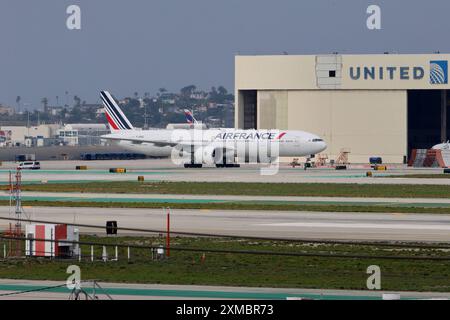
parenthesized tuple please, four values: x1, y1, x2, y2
(214, 132, 281, 140)
(349, 66, 425, 80)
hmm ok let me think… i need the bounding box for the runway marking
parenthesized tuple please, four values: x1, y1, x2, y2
(258, 222, 450, 230)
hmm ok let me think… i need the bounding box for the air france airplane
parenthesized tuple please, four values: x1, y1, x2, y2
(100, 91, 327, 168)
(184, 109, 198, 124)
(432, 141, 450, 150)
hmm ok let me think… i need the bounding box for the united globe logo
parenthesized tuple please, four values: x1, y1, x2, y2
(430, 60, 448, 84)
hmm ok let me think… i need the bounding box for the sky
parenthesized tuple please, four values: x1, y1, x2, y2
(1, 0, 450, 110)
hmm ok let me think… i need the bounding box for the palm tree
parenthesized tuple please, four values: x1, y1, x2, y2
(16, 96, 21, 113)
(65, 91, 69, 107)
(73, 95, 81, 107)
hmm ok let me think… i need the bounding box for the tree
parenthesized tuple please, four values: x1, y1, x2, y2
(180, 85, 196, 97)
(217, 86, 228, 96)
(73, 95, 81, 108)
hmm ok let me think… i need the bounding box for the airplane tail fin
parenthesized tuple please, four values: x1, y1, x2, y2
(184, 109, 198, 124)
(100, 91, 134, 132)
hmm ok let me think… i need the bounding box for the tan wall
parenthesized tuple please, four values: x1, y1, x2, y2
(235, 55, 317, 90)
(285, 90, 407, 163)
(236, 54, 450, 90)
(257, 91, 288, 129)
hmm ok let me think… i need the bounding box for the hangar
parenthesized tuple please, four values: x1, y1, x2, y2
(234, 54, 450, 163)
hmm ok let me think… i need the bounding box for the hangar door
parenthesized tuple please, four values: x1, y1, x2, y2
(240, 90, 257, 129)
(407, 90, 449, 157)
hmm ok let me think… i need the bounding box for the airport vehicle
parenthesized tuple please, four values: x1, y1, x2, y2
(17, 161, 41, 170)
(100, 91, 327, 168)
(432, 141, 450, 150)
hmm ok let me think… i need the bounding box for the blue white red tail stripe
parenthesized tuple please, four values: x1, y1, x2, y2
(184, 110, 195, 124)
(101, 94, 127, 130)
(101, 91, 134, 131)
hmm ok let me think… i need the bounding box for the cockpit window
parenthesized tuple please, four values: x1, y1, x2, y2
(312, 138, 323, 142)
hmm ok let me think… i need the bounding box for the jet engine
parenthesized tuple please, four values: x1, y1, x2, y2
(194, 146, 223, 165)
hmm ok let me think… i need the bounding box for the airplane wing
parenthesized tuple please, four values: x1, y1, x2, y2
(101, 134, 209, 148)
(101, 134, 178, 147)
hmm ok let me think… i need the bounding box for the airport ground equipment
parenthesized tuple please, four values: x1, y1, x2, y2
(369, 157, 383, 165)
(75, 165, 87, 170)
(289, 158, 301, 168)
(109, 168, 126, 173)
(335, 148, 350, 165)
(316, 154, 328, 166)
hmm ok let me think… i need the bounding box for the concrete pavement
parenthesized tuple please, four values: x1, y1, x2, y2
(1, 159, 450, 184)
(1, 206, 450, 242)
(0, 279, 449, 300)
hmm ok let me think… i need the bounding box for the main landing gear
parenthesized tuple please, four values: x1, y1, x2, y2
(215, 163, 240, 168)
(184, 163, 203, 168)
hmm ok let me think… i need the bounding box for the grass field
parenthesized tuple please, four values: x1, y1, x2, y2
(2, 200, 450, 214)
(0, 236, 449, 292)
(17, 181, 450, 198)
(386, 174, 450, 179)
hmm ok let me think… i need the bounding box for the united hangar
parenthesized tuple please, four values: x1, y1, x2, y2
(234, 54, 450, 163)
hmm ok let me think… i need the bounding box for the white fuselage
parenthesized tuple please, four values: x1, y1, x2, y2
(103, 128, 327, 161)
(432, 142, 450, 150)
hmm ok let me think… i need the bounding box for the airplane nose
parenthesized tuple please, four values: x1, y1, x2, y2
(316, 141, 327, 153)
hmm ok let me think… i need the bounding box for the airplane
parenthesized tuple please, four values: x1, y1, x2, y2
(100, 91, 327, 168)
(432, 141, 450, 150)
(184, 109, 198, 124)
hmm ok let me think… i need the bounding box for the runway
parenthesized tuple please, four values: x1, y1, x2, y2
(0, 279, 448, 300)
(1, 159, 450, 185)
(1, 206, 449, 242)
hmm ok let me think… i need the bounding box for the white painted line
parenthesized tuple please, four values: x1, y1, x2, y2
(257, 222, 450, 230)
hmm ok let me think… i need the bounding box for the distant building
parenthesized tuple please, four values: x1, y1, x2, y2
(0, 104, 14, 116)
(81, 103, 102, 111)
(160, 93, 177, 105)
(190, 91, 208, 100)
(45, 106, 64, 116)
(58, 123, 109, 146)
(0, 124, 59, 146)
